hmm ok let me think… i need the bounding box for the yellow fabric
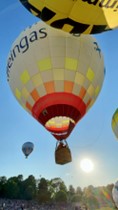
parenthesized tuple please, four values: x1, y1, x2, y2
(65, 57, 78, 71)
(15, 88, 21, 100)
(86, 68, 95, 82)
(27, 0, 118, 26)
(20, 0, 118, 34)
(38, 58, 52, 71)
(20, 70, 30, 84)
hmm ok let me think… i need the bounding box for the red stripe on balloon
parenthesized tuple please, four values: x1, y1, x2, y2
(32, 92, 86, 122)
(31, 92, 86, 140)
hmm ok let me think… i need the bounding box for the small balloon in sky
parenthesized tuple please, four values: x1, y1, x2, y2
(22, 142, 34, 158)
(19, 0, 118, 34)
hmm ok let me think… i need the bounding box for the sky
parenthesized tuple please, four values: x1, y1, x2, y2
(0, 0, 118, 189)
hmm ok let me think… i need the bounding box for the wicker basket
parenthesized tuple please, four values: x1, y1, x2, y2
(55, 142, 72, 165)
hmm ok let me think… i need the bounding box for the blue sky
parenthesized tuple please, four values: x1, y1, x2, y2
(0, 0, 118, 189)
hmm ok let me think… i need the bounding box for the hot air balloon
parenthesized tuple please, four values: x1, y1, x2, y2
(7, 21, 105, 164)
(111, 108, 118, 139)
(112, 180, 118, 208)
(22, 142, 34, 158)
(19, 0, 118, 34)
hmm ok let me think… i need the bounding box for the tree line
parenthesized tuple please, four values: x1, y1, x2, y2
(0, 174, 116, 209)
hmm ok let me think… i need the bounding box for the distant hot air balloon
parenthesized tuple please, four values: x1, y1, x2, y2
(22, 142, 34, 158)
(7, 21, 105, 163)
(19, 0, 118, 34)
(111, 108, 118, 139)
(112, 180, 118, 208)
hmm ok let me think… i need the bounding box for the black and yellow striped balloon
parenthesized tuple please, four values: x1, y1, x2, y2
(19, 0, 118, 34)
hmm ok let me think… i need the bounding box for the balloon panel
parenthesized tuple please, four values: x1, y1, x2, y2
(111, 108, 118, 139)
(7, 21, 105, 140)
(19, 0, 118, 34)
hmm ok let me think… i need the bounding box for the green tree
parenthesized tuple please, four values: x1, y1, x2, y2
(82, 185, 100, 210)
(5, 177, 20, 199)
(23, 175, 37, 200)
(49, 177, 67, 201)
(0, 176, 7, 198)
(50, 178, 65, 192)
(67, 184, 75, 201)
(74, 186, 83, 202)
(55, 190, 67, 202)
(37, 178, 51, 203)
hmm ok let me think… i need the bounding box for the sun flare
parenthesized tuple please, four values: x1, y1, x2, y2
(80, 158, 94, 173)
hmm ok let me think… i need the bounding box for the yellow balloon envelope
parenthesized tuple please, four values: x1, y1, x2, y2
(7, 21, 105, 141)
(111, 108, 118, 139)
(19, 0, 118, 34)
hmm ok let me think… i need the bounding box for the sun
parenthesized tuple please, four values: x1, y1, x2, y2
(80, 158, 94, 173)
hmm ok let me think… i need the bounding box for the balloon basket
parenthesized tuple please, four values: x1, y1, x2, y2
(55, 141, 72, 165)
